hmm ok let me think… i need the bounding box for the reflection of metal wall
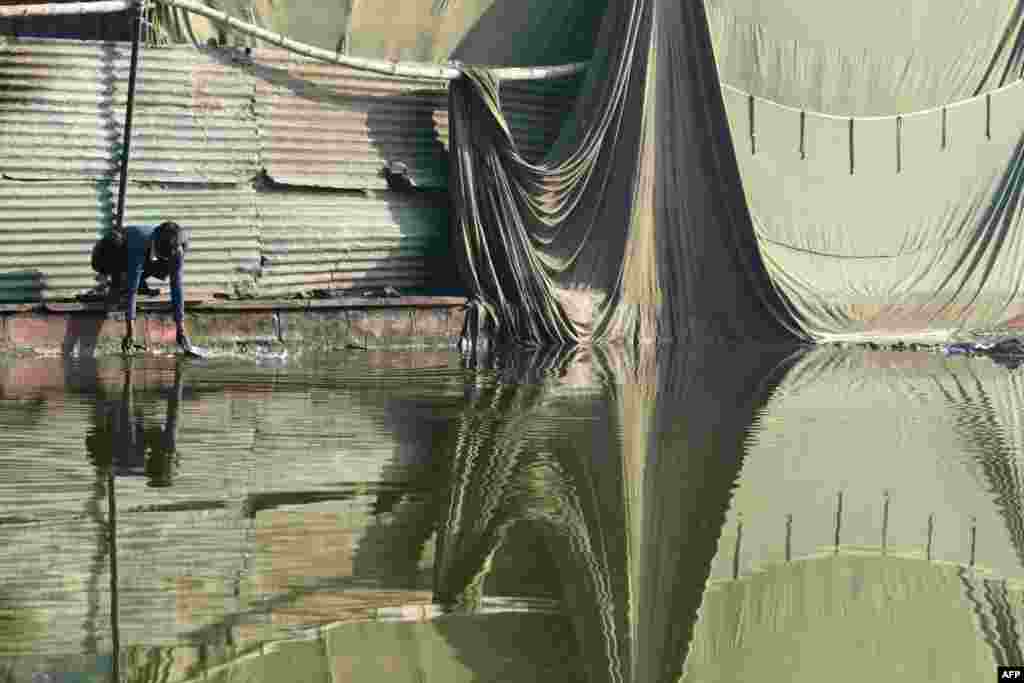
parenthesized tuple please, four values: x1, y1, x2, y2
(0, 376, 419, 654)
(0, 39, 580, 303)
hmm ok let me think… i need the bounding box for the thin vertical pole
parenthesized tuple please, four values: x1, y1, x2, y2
(732, 515, 744, 580)
(881, 491, 890, 555)
(834, 491, 844, 553)
(785, 513, 793, 562)
(926, 513, 934, 561)
(113, 0, 145, 241)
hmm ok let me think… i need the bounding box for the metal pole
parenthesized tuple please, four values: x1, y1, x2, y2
(113, 0, 145, 242)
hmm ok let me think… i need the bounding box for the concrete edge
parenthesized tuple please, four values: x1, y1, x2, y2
(2, 297, 470, 355)
(43, 296, 469, 313)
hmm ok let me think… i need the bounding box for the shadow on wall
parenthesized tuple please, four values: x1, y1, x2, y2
(366, 90, 449, 190)
(236, 55, 449, 190)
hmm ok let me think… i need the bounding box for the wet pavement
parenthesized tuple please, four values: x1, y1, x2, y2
(0, 343, 1022, 681)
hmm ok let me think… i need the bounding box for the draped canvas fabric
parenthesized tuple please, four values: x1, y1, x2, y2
(450, 0, 803, 346)
(730, 83, 1024, 341)
(707, 0, 1024, 116)
(449, 0, 1024, 344)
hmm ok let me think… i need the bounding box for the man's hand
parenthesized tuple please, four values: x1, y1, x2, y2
(121, 335, 146, 354)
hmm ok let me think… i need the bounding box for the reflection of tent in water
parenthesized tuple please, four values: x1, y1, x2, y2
(371, 342, 793, 683)
(429, 344, 1024, 682)
(685, 553, 1024, 682)
(724, 348, 1024, 581)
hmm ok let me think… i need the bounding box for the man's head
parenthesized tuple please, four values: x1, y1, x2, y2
(152, 221, 187, 262)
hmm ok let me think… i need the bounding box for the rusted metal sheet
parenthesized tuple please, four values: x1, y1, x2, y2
(0, 37, 259, 183)
(252, 51, 450, 190)
(251, 49, 581, 189)
(0, 38, 579, 189)
(0, 181, 259, 302)
(256, 188, 450, 294)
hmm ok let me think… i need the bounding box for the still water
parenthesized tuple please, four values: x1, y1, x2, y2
(1, 343, 1023, 682)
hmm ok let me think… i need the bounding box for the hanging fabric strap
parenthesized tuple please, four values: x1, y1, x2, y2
(896, 115, 903, 173)
(799, 110, 806, 160)
(848, 118, 855, 175)
(986, 92, 992, 140)
(749, 94, 756, 155)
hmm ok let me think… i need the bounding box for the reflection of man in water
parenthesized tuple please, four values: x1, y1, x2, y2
(85, 360, 184, 488)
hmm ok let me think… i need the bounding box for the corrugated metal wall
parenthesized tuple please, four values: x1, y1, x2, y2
(253, 54, 582, 188)
(254, 54, 450, 190)
(0, 182, 260, 302)
(0, 38, 581, 304)
(257, 189, 450, 294)
(0, 38, 260, 182)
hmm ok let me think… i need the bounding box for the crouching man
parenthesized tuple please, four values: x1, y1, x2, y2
(91, 221, 192, 354)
